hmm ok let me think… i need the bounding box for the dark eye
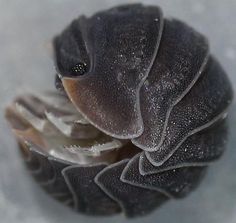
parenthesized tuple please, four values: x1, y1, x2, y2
(70, 62, 87, 76)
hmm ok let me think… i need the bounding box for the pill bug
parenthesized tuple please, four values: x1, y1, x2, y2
(5, 4, 233, 218)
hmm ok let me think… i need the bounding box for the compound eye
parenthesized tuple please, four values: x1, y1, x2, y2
(70, 62, 87, 77)
(55, 62, 88, 92)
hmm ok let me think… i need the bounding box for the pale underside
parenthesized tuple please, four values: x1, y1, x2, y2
(6, 92, 140, 165)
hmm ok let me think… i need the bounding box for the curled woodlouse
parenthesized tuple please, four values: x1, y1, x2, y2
(5, 4, 233, 218)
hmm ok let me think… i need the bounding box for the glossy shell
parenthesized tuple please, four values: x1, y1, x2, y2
(5, 4, 233, 218)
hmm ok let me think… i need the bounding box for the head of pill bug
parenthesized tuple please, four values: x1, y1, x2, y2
(52, 3, 168, 139)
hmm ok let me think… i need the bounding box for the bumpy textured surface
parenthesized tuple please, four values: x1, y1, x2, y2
(5, 3, 234, 219)
(55, 4, 164, 139)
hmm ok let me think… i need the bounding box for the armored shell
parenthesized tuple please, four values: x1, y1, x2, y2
(5, 4, 233, 218)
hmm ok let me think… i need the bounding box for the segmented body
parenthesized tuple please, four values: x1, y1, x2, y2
(6, 4, 233, 218)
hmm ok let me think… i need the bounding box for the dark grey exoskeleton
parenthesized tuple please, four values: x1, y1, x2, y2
(6, 4, 233, 218)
